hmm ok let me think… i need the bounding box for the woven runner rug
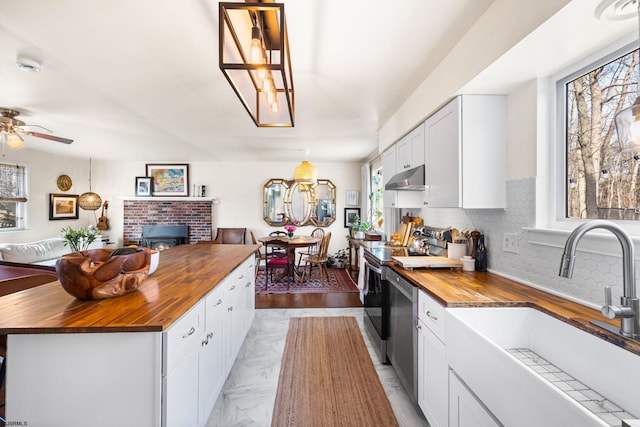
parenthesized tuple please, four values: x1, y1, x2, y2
(272, 316, 398, 427)
(255, 267, 358, 294)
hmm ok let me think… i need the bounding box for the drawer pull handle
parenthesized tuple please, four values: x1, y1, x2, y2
(245, 282, 251, 287)
(238, 274, 245, 279)
(202, 337, 209, 346)
(426, 310, 438, 321)
(230, 285, 236, 291)
(215, 298, 223, 306)
(228, 306, 234, 312)
(182, 326, 196, 339)
(207, 332, 214, 339)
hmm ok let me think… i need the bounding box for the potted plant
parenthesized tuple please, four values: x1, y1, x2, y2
(61, 225, 100, 252)
(328, 248, 349, 268)
(350, 214, 370, 239)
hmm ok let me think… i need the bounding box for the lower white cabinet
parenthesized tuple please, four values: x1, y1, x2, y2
(449, 369, 502, 427)
(417, 290, 448, 427)
(163, 255, 256, 427)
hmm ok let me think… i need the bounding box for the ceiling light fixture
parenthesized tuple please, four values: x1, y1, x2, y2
(78, 158, 102, 211)
(614, 0, 640, 151)
(6, 132, 24, 150)
(219, 1, 294, 127)
(293, 160, 317, 185)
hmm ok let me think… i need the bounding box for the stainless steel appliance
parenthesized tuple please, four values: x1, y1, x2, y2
(387, 267, 419, 405)
(362, 246, 392, 364)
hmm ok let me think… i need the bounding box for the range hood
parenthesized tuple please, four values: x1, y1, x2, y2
(385, 165, 425, 191)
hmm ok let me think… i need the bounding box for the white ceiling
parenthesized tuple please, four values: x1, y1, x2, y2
(0, 0, 495, 162)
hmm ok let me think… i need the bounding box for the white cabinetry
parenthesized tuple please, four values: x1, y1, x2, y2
(417, 290, 448, 427)
(163, 301, 205, 427)
(163, 255, 256, 427)
(396, 123, 425, 171)
(449, 370, 501, 427)
(383, 144, 424, 209)
(424, 95, 506, 208)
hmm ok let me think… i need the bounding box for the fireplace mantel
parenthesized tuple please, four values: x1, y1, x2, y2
(120, 197, 218, 202)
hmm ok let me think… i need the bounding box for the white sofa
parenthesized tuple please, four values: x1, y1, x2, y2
(0, 238, 72, 267)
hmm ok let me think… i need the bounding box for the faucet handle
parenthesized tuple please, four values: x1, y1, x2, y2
(602, 287, 619, 319)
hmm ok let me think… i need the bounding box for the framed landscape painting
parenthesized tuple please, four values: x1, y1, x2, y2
(49, 193, 79, 220)
(145, 164, 189, 196)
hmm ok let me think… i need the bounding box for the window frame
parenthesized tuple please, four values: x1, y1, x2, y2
(546, 35, 640, 235)
(0, 161, 28, 232)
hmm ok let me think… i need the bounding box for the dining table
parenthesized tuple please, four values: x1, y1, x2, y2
(257, 235, 321, 283)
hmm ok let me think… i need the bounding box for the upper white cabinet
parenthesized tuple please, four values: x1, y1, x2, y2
(424, 95, 506, 209)
(383, 133, 425, 209)
(396, 123, 425, 171)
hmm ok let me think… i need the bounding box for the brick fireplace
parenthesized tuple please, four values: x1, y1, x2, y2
(123, 199, 213, 246)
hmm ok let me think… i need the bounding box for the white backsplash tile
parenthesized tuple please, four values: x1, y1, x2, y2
(421, 178, 629, 308)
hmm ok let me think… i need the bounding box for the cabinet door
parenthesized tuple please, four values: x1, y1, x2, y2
(396, 136, 411, 171)
(199, 286, 226, 424)
(164, 347, 199, 427)
(426, 97, 461, 208)
(450, 370, 502, 427)
(408, 123, 425, 168)
(418, 321, 448, 427)
(382, 145, 396, 185)
(240, 259, 256, 336)
(224, 276, 243, 372)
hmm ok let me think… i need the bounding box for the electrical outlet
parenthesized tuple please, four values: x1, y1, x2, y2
(503, 232, 519, 254)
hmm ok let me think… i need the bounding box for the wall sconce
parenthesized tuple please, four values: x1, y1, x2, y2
(219, 2, 294, 127)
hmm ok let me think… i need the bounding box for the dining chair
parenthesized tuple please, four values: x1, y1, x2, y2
(213, 228, 247, 244)
(296, 227, 325, 269)
(250, 231, 267, 279)
(268, 230, 288, 257)
(299, 232, 332, 286)
(264, 238, 291, 289)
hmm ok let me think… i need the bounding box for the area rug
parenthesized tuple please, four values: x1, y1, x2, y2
(255, 267, 358, 294)
(272, 316, 398, 427)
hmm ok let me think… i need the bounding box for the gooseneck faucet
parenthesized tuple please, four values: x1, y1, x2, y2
(559, 220, 640, 340)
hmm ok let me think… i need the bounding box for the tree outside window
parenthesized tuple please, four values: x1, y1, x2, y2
(566, 48, 640, 220)
(0, 162, 27, 230)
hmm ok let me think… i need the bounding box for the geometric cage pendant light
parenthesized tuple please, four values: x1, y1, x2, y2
(78, 158, 102, 210)
(219, 1, 295, 127)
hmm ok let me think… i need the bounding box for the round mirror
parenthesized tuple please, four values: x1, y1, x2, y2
(311, 179, 336, 226)
(263, 179, 289, 226)
(286, 182, 313, 225)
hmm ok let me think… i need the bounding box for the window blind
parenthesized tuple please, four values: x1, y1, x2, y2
(0, 162, 27, 202)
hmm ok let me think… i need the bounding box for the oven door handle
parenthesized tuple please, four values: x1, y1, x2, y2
(364, 260, 382, 275)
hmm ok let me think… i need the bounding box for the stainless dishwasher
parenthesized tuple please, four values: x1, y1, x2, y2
(386, 267, 418, 405)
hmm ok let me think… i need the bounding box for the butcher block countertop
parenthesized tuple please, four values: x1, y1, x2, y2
(0, 244, 259, 334)
(390, 264, 640, 357)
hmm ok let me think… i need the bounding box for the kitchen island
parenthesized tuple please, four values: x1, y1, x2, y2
(0, 243, 258, 427)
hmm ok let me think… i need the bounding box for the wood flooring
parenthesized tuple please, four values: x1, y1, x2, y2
(255, 291, 362, 309)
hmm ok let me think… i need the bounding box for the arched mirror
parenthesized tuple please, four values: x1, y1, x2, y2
(263, 179, 289, 226)
(263, 179, 336, 226)
(286, 182, 313, 225)
(310, 179, 336, 226)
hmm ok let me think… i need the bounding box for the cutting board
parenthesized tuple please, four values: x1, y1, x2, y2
(392, 256, 462, 270)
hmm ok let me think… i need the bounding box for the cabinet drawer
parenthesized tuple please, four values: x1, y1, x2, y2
(418, 290, 445, 342)
(164, 301, 205, 376)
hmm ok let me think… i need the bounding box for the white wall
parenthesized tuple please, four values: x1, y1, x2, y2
(1, 152, 361, 257)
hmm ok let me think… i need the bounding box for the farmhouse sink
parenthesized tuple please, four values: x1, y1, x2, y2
(446, 307, 640, 427)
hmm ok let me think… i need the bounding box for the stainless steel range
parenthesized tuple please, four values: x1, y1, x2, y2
(362, 226, 455, 406)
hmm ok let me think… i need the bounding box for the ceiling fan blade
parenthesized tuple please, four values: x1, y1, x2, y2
(25, 131, 73, 144)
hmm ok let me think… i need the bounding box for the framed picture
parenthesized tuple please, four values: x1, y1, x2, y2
(49, 193, 79, 220)
(135, 176, 152, 197)
(345, 189, 359, 206)
(344, 207, 360, 228)
(145, 164, 189, 196)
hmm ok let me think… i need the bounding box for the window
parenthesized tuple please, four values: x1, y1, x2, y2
(369, 167, 383, 229)
(563, 45, 640, 220)
(0, 162, 27, 230)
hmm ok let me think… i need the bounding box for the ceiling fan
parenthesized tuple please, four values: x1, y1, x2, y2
(0, 108, 73, 149)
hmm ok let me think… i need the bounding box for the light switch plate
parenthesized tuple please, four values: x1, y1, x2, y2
(503, 232, 519, 254)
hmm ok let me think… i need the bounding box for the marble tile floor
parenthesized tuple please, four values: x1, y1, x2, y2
(206, 307, 430, 427)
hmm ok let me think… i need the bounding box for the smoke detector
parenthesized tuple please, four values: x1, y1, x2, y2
(16, 57, 41, 72)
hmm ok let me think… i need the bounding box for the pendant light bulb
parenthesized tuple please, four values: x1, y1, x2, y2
(250, 26, 262, 64)
(271, 99, 279, 113)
